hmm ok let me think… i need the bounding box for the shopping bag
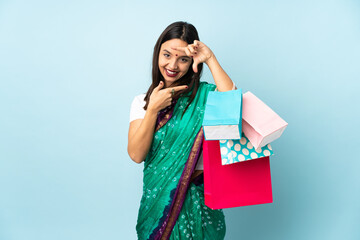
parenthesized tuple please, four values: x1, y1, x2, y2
(203, 139, 273, 209)
(220, 132, 274, 165)
(203, 89, 242, 140)
(242, 91, 288, 150)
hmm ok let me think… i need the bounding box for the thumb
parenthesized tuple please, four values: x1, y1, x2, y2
(192, 60, 198, 73)
(154, 81, 164, 92)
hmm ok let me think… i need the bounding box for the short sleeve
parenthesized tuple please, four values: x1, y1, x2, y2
(129, 94, 147, 123)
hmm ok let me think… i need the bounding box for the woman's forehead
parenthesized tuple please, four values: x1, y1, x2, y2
(161, 39, 188, 49)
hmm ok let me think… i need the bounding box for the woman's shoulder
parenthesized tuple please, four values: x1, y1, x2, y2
(130, 93, 146, 110)
(133, 93, 146, 102)
(199, 81, 215, 86)
(130, 93, 146, 106)
(129, 93, 147, 122)
(199, 81, 216, 91)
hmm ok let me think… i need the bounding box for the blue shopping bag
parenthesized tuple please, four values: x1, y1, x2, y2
(203, 89, 242, 140)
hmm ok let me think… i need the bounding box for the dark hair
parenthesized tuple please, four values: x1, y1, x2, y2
(143, 21, 202, 116)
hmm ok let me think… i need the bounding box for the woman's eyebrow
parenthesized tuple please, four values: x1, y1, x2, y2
(163, 49, 190, 58)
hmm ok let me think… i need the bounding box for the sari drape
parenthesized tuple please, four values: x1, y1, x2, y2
(136, 82, 226, 240)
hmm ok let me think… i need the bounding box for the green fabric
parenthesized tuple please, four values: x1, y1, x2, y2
(136, 82, 226, 240)
(170, 183, 226, 240)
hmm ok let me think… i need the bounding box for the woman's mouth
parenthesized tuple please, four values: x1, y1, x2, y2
(165, 69, 179, 77)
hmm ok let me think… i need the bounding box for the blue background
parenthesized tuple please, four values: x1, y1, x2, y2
(1, 0, 359, 239)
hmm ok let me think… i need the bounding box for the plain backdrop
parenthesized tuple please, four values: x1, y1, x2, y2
(0, 0, 359, 239)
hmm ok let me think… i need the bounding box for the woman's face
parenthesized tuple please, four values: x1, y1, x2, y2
(158, 39, 192, 87)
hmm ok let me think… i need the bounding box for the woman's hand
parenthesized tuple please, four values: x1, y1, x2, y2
(171, 40, 214, 73)
(148, 81, 188, 112)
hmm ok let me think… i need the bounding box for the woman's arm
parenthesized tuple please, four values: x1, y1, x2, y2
(205, 54, 235, 92)
(127, 109, 158, 164)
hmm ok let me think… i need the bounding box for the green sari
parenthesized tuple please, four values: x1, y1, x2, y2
(136, 82, 226, 240)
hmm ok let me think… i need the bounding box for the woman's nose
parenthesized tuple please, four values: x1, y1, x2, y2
(168, 59, 178, 70)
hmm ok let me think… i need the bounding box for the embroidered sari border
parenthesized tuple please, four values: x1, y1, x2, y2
(155, 100, 177, 132)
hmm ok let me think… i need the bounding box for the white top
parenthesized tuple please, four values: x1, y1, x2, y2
(129, 83, 236, 170)
(129, 93, 147, 123)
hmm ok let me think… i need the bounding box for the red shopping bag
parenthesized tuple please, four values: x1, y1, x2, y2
(203, 139, 273, 209)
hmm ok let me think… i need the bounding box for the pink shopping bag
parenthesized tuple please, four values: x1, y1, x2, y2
(203, 139, 273, 209)
(242, 91, 288, 150)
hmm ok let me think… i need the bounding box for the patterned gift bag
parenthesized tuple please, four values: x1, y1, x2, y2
(219, 133, 273, 165)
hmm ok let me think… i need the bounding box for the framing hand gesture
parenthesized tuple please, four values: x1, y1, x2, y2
(171, 40, 214, 73)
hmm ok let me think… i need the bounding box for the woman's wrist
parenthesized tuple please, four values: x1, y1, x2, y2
(147, 105, 159, 115)
(205, 52, 216, 66)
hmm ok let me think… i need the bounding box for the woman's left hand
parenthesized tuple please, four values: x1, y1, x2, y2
(171, 40, 214, 73)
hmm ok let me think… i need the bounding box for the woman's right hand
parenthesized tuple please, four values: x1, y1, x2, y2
(148, 81, 188, 112)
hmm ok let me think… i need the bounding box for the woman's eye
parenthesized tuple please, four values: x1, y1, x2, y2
(164, 54, 170, 58)
(181, 58, 188, 63)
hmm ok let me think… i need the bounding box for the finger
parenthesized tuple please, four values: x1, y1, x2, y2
(188, 45, 196, 54)
(193, 60, 199, 73)
(184, 47, 192, 57)
(171, 46, 186, 52)
(194, 41, 203, 51)
(164, 100, 172, 108)
(171, 85, 189, 92)
(154, 81, 164, 92)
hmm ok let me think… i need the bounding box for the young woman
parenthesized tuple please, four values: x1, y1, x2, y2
(128, 21, 236, 240)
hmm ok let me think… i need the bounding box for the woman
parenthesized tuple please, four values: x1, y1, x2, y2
(128, 21, 235, 240)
